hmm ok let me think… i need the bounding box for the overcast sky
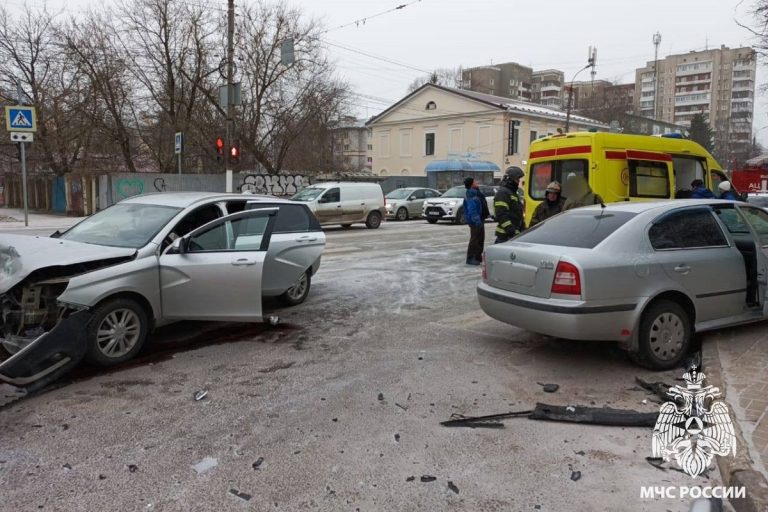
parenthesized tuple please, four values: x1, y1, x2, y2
(8, 0, 768, 145)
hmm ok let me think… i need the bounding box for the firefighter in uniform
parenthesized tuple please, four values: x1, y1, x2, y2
(494, 166, 525, 244)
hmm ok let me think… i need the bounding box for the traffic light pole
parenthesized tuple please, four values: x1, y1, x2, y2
(225, 0, 234, 177)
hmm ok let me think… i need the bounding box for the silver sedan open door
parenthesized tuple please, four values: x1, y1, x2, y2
(159, 208, 278, 322)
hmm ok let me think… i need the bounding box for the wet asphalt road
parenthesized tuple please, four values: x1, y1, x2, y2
(0, 219, 722, 511)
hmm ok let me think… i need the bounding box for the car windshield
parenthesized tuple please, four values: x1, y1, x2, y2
(515, 209, 637, 249)
(386, 189, 412, 199)
(291, 187, 324, 201)
(60, 203, 182, 248)
(441, 187, 466, 198)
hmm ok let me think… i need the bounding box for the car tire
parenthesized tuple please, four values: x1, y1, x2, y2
(632, 299, 691, 371)
(396, 207, 409, 221)
(366, 211, 382, 229)
(279, 270, 311, 306)
(454, 209, 465, 225)
(426, 218, 438, 224)
(85, 297, 149, 367)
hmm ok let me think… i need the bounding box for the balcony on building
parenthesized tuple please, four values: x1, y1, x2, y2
(676, 62, 713, 77)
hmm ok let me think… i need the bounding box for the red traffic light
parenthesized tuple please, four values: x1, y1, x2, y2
(215, 137, 224, 152)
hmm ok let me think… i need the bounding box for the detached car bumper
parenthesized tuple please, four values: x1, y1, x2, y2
(476, 281, 641, 342)
(0, 310, 89, 390)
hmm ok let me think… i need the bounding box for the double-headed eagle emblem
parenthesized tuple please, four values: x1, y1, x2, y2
(652, 368, 736, 477)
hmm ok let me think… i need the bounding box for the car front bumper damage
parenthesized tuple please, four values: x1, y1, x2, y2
(0, 309, 89, 391)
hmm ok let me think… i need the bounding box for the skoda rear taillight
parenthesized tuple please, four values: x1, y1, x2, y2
(551, 261, 581, 296)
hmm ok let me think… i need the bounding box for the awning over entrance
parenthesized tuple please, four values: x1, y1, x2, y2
(424, 159, 500, 173)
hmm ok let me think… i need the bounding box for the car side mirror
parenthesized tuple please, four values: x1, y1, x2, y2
(171, 237, 187, 254)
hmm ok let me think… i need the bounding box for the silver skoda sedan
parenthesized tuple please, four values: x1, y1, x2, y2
(0, 193, 325, 387)
(478, 200, 768, 370)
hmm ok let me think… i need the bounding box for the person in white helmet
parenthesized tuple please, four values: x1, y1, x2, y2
(718, 180, 739, 201)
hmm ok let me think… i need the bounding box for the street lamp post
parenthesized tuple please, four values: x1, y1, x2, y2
(564, 64, 592, 132)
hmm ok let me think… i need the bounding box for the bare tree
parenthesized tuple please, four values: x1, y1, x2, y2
(62, 13, 139, 172)
(0, 6, 93, 175)
(407, 67, 463, 93)
(116, 0, 220, 172)
(236, 2, 350, 173)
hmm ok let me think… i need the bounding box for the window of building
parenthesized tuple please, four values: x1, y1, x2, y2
(400, 130, 412, 157)
(478, 125, 491, 153)
(425, 132, 435, 156)
(343, 144, 349, 151)
(490, 79, 495, 86)
(529, 130, 538, 143)
(449, 127, 463, 154)
(426, 101, 437, 110)
(507, 120, 520, 155)
(379, 133, 390, 158)
(367, 144, 373, 150)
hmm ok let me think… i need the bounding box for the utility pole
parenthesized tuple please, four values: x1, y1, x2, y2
(226, 0, 235, 177)
(16, 80, 28, 227)
(653, 32, 662, 122)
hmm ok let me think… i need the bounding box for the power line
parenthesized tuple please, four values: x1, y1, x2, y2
(321, 0, 424, 34)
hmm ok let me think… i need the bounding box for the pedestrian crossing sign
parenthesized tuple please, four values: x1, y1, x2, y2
(5, 106, 36, 132)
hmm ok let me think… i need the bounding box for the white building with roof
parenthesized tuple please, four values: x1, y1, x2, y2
(365, 83, 606, 179)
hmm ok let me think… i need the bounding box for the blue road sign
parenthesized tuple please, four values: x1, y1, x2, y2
(5, 106, 36, 132)
(175, 132, 183, 154)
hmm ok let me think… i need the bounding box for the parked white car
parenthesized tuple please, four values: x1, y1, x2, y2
(423, 185, 498, 224)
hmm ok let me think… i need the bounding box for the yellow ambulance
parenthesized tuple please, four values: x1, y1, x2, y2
(523, 132, 728, 225)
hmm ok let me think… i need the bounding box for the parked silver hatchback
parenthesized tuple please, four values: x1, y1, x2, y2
(0, 192, 325, 387)
(478, 200, 768, 370)
(385, 187, 441, 221)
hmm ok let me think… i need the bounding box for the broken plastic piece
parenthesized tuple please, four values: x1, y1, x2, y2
(570, 470, 582, 481)
(447, 481, 459, 494)
(252, 457, 264, 470)
(194, 390, 208, 401)
(530, 403, 658, 427)
(420, 475, 436, 482)
(440, 409, 532, 428)
(268, 315, 280, 326)
(406, 476, 415, 482)
(192, 457, 218, 474)
(229, 489, 252, 501)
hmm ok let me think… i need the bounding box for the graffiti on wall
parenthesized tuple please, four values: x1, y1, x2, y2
(116, 178, 145, 199)
(238, 174, 309, 196)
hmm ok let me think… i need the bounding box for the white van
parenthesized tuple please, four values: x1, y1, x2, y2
(290, 182, 386, 229)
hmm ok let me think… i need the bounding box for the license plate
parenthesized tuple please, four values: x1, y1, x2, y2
(427, 211, 439, 216)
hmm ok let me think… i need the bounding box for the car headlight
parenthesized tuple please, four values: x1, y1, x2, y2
(449, 200, 458, 206)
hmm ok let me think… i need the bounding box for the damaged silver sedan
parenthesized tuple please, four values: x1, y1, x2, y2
(0, 193, 325, 389)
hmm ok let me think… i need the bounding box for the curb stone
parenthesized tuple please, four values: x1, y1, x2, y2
(704, 342, 768, 512)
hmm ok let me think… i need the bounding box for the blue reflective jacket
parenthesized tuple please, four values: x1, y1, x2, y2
(720, 190, 739, 201)
(691, 186, 715, 199)
(463, 188, 483, 226)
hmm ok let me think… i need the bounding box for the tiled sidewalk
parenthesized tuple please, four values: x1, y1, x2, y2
(711, 323, 768, 478)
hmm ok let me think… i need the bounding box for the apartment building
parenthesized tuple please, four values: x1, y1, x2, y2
(461, 62, 533, 101)
(531, 69, 564, 108)
(634, 45, 756, 164)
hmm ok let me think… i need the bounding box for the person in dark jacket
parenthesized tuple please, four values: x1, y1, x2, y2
(463, 177, 485, 265)
(690, 179, 715, 199)
(493, 166, 525, 244)
(562, 175, 604, 211)
(530, 181, 564, 227)
(718, 180, 739, 201)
